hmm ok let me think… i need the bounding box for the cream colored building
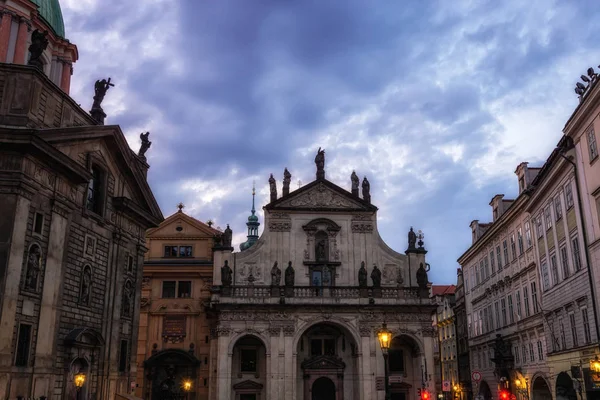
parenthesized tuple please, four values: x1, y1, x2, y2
(432, 286, 457, 399)
(208, 155, 438, 400)
(458, 163, 550, 400)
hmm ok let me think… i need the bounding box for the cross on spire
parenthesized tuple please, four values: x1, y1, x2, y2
(177, 202, 185, 212)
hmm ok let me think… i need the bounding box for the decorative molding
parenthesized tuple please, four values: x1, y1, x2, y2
(351, 222, 374, 233)
(220, 311, 292, 321)
(268, 221, 291, 232)
(359, 323, 372, 337)
(277, 183, 363, 209)
(270, 212, 290, 219)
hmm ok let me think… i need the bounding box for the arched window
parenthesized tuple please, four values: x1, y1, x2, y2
(79, 265, 92, 306)
(315, 231, 329, 262)
(24, 244, 42, 292)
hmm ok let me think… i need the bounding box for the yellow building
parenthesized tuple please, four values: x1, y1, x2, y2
(135, 204, 220, 400)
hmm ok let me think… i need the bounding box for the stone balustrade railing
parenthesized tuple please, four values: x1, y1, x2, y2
(220, 285, 421, 299)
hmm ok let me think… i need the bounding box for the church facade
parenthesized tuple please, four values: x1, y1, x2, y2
(208, 152, 438, 400)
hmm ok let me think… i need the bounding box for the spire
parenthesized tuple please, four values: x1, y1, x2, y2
(240, 182, 260, 251)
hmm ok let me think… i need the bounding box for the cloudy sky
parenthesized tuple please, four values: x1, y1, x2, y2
(61, 0, 600, 284)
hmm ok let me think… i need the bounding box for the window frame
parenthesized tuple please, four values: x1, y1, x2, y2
(554, 196, 563, 221)
(86, 164, 107, 216)
(565, 183, 574, 209)
(14, 323, 32, 367)
(588, 126, 599, 162)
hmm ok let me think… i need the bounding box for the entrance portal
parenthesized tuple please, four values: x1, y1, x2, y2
(312, 377, 336, 400)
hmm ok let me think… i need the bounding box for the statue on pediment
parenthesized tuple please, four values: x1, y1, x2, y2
(138, 132, 151, 158)
(351, 171, 359, 196)
(417, 262, 428, 289)
(221, 260, 233, 287)
(282, 168, 291, 196)
(408, 227, 417, 250)
(269, 174, 277, 202)
(223, 224, 233, 247)
(28, 30, 49, 70)
(315, 147, 325, 180)
(362, 177, 371, 203)
(371, 264, 381, 288)
(285, 261, 295, 287)
(358, 261, 368, 287)
(271, 262, 281, 286)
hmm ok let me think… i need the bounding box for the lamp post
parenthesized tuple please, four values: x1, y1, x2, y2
(591, 355, 600, 377)
(74, 373, 85, 400)
(454, 384, 461, 400)
(182, 379, 193, 400)
(514, 378, 529, 400)
(377, 323, 393, 400)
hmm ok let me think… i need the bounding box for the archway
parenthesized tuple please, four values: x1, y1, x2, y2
(479, 381, 492, 400)
(312, 377, 336, 400)
(532, 376, 552, 400)
(388, 334, 421, 397)
(556, 372, 577, 400)
(143, 349, 200, 400)
(231, 335, 267, 400)
(297, 322, 358, 400)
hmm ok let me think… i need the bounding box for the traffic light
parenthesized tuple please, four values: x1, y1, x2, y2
(418, 388, 422, 397)
(499, 390, 510, 400)
(422, 390, 430, 400)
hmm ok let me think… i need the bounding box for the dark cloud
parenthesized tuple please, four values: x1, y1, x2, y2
(61, 0, 600, 284)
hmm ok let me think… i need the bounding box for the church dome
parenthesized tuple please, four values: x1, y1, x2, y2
(248, 214, 259, 222)
(29, 0, 66, 38)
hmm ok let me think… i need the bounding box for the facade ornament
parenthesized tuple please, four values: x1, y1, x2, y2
(80, 266, 92, 305)
(269, 174, 277, 202)
(358, 261, 368, 287)
(351, 171, 359, 196)
(282, 324, 295, 336)
(362, 176, 371, 204)
(408, 227, 417, 250)
(351, 222, 374, 233)
(268, 221, 292, 232)
(221, 260, 233, 287)
(370, 264, 381, 288)
(282, 168, 292, 196)
(138, 132, 151, 158)
(284, 261, 295, 287)
(270, 262, 281, 286)
(28, 29, 49, 70)
(24, 244, 42, 291)
(122, 280, 133, 318)
(358, 323, 372, 337)
(315, 147, 325, 180)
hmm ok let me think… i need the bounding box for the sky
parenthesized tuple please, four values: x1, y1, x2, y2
(60, 0, 600, 284)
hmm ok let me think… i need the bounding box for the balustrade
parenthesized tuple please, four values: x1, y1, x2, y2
(220, 285, 420, 299)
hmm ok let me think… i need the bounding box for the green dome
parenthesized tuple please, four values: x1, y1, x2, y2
(30, 0, 66, 38)
(248, 214, 258, 222)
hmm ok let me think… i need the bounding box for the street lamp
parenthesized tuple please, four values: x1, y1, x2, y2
(453, 384, 461, 400)
(590, 356, 600, 375)
(74, 373, 85, 400)
(515, 378, 529, 400)
(377, 323, 393, 400)
(182, 379, 193, 400)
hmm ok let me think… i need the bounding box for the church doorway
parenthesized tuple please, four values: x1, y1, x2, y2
(312, 377, 336, 400)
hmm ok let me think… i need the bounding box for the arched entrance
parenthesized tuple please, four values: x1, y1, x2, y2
(297, 322, 358, 400)
(231, 335, 267, 400)
(388, 335, 421, 398)
(143, 349, 200, 400)
(479, 381, 492, 400)
(312, 377, 336, 400)
(532, 376, 552, 400)
(556, 372, 577, 400)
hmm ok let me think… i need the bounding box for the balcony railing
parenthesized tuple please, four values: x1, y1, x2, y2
(218, 285, 422, 301)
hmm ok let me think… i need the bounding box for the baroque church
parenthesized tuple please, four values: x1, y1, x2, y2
(208, 150, 438, 400)
(0, 1, 163, 399)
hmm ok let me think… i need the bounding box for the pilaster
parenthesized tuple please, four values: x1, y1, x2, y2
(12, 17, 28, 65)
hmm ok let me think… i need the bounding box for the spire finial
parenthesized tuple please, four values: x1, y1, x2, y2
(177, 202, 185, 212)
(251, 181, 256, 215)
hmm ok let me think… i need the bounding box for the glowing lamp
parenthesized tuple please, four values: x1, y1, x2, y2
(453, 385, 459, 392)
(591, 356, 600, 374)
(514, 379, 522, 389)
(499, 390, 510, 400)
(422, 390, 430, 400)
(182, 380, 193, 392)
(74, 373, 86, 389)
(377, 323, 393, 355)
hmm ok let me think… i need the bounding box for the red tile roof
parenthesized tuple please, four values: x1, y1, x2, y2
(431, 285, 456, 296)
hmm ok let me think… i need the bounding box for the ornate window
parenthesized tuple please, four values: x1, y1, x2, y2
(23, 244, 42, 292)
(79, 265, 92, 306)
(314, 231, 329, 262)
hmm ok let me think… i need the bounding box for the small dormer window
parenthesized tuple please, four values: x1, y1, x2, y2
(86, 166, 105, 215)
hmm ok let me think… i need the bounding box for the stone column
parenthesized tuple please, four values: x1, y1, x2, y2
(0, 195, 31, 399)
(0, 12, 13, 62)
(217, 334, 231, 400)
(360, 330, 373, 400)
(33, 202, 70, 397)
(12, 18, 28, 65)
(60, 61, 72, 94)
(283, 331, 294, 400)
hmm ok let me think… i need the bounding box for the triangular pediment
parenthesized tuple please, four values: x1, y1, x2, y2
(301, 355, 346, 370)
(265, 179, 377, 212)
(147, 211, 221, 238)
(38, 125, 163, 226)
(232, 380, 264, 390)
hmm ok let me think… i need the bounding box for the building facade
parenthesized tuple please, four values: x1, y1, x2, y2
(209, 154, 438, 400)
(525, 139, 599, 400)
(135, 205, 220, 400)
(458, 163, 550, 400)
(453, 269, 471, 400)
(432, 286, 457, 400)
(0, 1, 164, 399)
